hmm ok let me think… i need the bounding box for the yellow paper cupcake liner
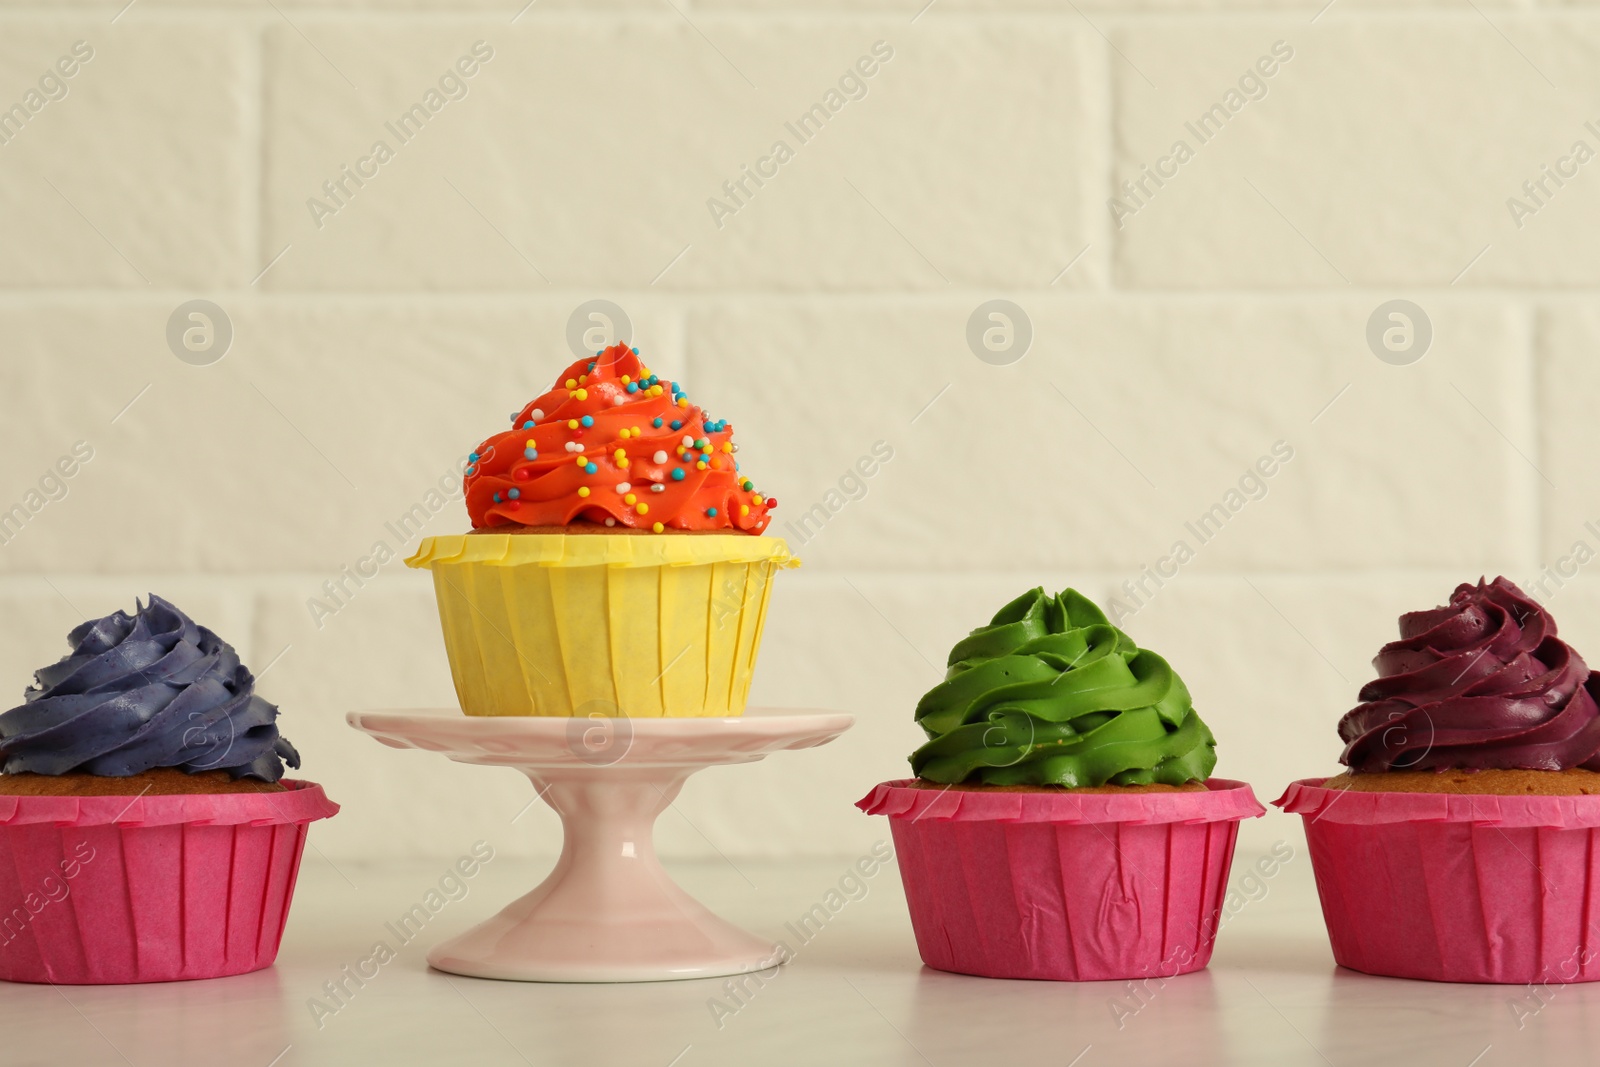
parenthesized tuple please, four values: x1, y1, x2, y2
(406, 534, 798, 717)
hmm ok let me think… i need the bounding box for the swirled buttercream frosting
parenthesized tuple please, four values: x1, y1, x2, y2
(1338, 577, 1600, 773)
(464, 343, 774, 533)
(0, 596, 300, 781)
(911, 587, 1217, 787)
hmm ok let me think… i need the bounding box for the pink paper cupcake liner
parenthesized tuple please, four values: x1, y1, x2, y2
(0, 779, 338, 985)
(857, 778, 1264, 981)
(1277, 778, 1600, 984)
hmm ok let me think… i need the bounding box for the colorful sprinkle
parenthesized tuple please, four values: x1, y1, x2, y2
(574, 388, 588, 401)
(653, 450, 668, 464)
(509, 489, 521, 500)
(616, 482, 632, 494)
(492, 492, 502, 503)
(514, 468, 529, 481)
(524, 448, 538, 460)
(636, 502, 649, 515)
(466, 466, 476, 477)
(585, 462, 598, 474)
(653, 417, 664, 428)
(624, 493, 637, 505)
(578, 486, 591, 498)
(752, 495, 762, 505)
(633, 347, 640, 355)
(697, 460, 708, 470)
(605, 517, 616, 526)
(581, 415, 594, 428)
(575, 455, 586, 466)
(523, 421, 535, 429)
(567, 419, 579, 430)
(626, 382, 639, 394)
(530, 408, 544, 421)
(742, 480, 754, 491)
(740, 504, 750, 516)
(469, 452, 480, 462)
(652, 521, 664, 533)
(612, 395, 626, 406)
(707, 507, 718, 517)
(650, 483, 665, 493)
(671, 469, 685, 481)
(670, 420, 682, 431)
(566, 378, 577, 389)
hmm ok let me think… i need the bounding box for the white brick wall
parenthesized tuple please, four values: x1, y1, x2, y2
(0, 1, 1594, 861)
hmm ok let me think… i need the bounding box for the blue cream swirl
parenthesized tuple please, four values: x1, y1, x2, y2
(0, 596, 300, 781)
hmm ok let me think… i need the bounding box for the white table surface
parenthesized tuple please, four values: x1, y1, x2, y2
(2, 847, 1589, 1067)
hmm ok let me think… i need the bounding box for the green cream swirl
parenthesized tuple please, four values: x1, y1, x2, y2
(910, 587, 1217, 787)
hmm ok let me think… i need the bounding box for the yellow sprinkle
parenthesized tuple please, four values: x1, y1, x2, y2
(566, 378, 577, 389)
(721, 442, 733, 453)
(677, 398, 688, 408)
(575, 388, 588, 401)
(578, 486, 590, 498)
(649, 385, 663, 397)
(702, 446, 713, 456)
(526, 439, 536, 448)
(632, 426, 641, 436)
(625, 493, 637, 505)
(652, 522, 664, 533)
(676, 446, 687, 457)
(617, 428, 629, 439)
(636, 503, 649, 515)
(697, 460, 708, 470)
(740, 504, 750, 516)
(615, 449, 626, 459)
(567, 419, 578, 429)
(618, 458, 630, 469)
(753, 495, 763, 505)
(575, 455, 586, 467)
(621, 375, 630, 384)
(580, 374, 588, 383)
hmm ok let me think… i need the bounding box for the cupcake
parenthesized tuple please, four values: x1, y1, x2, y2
(0, 596, 336, 984)
(408, 342, 796, 717)
(858, 586, 1263, 981)
(1277, 577, 1600, 983)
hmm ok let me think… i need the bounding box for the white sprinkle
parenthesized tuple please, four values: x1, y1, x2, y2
(612, 395, 626, 406)
(605, 518, 616, 527)
(574, 444, 584, 453)
(615, 482, 632, 494)
(653, 450, 668, 464)
(650, 483, 666, 493)
(530, 409, 544, 420)
(681, 435, 694, 448)
(731, 443, 740, 452)
(564, 442, 576, 452)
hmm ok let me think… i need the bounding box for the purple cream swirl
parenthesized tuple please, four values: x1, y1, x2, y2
(1339, 577, 1600, 773)
(0, 595, 300, 781)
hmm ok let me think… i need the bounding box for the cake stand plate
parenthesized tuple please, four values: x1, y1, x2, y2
(346, 708, 853, 983)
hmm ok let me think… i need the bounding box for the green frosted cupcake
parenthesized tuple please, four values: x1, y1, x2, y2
(910, 587, 1217, 788)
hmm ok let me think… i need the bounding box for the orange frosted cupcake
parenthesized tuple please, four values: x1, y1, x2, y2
(407, 342, 796, 717)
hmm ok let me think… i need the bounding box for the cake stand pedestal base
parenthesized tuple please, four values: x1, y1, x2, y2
(347, 708, 853, 983)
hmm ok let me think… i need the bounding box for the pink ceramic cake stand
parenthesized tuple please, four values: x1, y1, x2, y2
(346, 707, 853, 983)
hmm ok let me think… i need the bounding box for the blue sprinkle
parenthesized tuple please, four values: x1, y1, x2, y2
(670, 382, 679, 393)
(509, 489, 520, 500)
(523, 421, 535, 429)
(524, 448, 538, 460)
(595, 351, 603, 357)
(493, 492, 502, 503)
(671, 469, 686, 481)
(581, 415, 594, 428)
(585, 462, 598, 474)
(466, 466, 477, 477)
(469, 452, 480, 462)
(706, 507, 718, 518)
(670, 420, 682, 431)
(626, 382, 639, 394)
(632, 347, 639, 354)
(652, 417, 663, 428)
